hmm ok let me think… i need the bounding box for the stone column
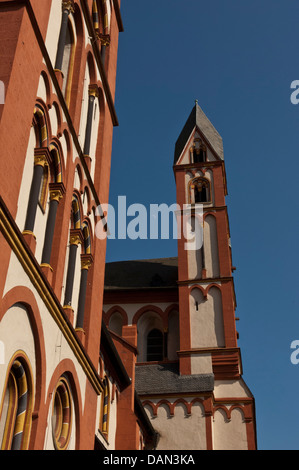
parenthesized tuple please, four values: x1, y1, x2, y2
(24, 152, 49, 235)
(75, 254, 93, 332)
(63, 229, 83, 310)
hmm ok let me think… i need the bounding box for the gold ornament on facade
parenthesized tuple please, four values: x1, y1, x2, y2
(62, 0, 75, 13)
(34, 154, 48, 168)
(88, 84, 99, 98)
(49, 189, 64, 203)
(69, 233, 82, 246)
(81, 255, 93, 271)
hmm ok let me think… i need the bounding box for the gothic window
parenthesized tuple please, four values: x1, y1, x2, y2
(191, 178, 210, 204)
(52, 377, 72, 450)
(0, 358, 33, 450)
(109, 312, 123, 336)
(193, 145, 206, 163)
(100, 377, 110, 435)
(147, 329, 164, 362)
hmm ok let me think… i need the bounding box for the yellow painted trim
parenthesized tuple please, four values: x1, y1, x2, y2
(52, 377, 73, 450)
(22, 230, 36, 239)
(1, 372, 17, 450)
(0, 351, 35, 450)
(40, 263, 53, 272)
(0, 209, 103, 395)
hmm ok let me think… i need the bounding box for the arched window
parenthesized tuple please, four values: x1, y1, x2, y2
(190, 178, 210, 204)
(193, 145, 206, 163)
(52, 376, 72, 450)
(147, 329, 164, 362)
(40, 144, 65, 267)
(100, 377, 110, 435)
(0, 357, 33, 450)
(109, 312, 123, 336)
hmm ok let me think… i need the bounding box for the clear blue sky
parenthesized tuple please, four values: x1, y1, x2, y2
(105, 0, 299, 450)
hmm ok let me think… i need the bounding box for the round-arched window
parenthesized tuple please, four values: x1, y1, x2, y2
(52, 377, 72, 450)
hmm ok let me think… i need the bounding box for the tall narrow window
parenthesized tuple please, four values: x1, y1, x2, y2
(100, 377, 110, 436)
(193, 146, 206, 163)
(0, 358, 33, 450)
(55, 1, 75, 106)
(61, 20, 75, 104)
(147, 329, 163, 362)
(94, 0, 110, 62)
(190, 178, 210, 204)
(40, 146, 65, 268)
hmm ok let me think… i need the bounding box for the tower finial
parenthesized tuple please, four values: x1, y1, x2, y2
(195, 99, 198, 105)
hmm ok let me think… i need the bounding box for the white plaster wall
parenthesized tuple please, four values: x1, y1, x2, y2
(190, 286, 225, 348)
(0, 304, 36, 398)
(145, 401, 207, 450)
(74, 166, 81, 191)
(213, 407, 248, 450)
(78, 65, 90, 151)
(89, 98, 100, 182)
(109, 312, 123, 336)
(37, 73, 48, 104)
(2, 251, 90, 445)
(191, 353, 213, 374)
(204, 214, 220, 278)
(214, 379, 252, 399)
(187, 223, 203, 280)
(44, 0, 63, 68)
(16, 126, 36, 232)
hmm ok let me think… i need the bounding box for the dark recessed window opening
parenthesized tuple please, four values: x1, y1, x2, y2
(147, 329, 163, 362)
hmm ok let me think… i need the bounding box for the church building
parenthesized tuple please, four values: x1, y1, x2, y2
(103, 101, 257, 450)
(0, 0, 156, 450)
(0, 0, 256, 451)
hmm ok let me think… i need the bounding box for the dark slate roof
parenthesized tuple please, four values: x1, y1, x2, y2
(135, 363, 214, 395)
(104, 257, 178, 290)
(174, 102, 224, 164)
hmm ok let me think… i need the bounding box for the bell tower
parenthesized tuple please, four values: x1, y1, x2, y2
(174, 101, 242, 379)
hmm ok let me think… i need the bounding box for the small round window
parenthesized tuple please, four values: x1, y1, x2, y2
(52, 377, 72, 450)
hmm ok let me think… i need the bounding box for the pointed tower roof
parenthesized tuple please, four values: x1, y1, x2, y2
(174, 101, 224, 164)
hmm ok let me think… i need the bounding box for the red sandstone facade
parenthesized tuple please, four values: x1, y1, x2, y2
(0, 0, 155, 450)
(103, 103, 257, 450)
